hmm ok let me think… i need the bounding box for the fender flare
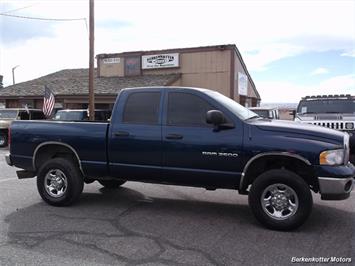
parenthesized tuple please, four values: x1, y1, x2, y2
(239, 152, 311, 194)
(32, 141, 83, 174)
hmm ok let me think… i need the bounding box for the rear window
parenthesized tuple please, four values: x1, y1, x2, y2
(122, 92, 161, 124)
(54, 111, 86, 121)
(251, 110, 269, 118)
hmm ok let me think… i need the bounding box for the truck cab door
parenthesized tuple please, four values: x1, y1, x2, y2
(162, 90, 243, 188)
(108, 90, 163, 181)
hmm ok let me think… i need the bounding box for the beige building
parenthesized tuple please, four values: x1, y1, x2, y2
(97, 44, 260, 106)
(0, 44, 260, 109)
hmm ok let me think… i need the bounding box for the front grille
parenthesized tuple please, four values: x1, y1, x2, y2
(301, 121, 354, 131)
(312, 121, 344, 130)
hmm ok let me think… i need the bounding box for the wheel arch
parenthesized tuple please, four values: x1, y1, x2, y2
(239, 152, 316, 194)
(33, 142, 83, 174)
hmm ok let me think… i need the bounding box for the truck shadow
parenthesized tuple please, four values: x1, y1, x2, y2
(4, 186, 355, 265)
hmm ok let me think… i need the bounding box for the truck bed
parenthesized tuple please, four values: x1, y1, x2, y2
(10, 120, 110, 176)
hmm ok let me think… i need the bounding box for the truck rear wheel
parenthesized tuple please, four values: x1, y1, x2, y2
(37, 158, 84, 206)
(248, 169, 313, 231)
(98, 179, 126, 189)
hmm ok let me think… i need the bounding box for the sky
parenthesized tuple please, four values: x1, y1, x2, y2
(0, 0, 354, 103)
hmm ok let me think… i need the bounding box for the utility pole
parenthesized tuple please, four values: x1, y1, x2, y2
(88, 0, 95, 120)
(12, 65, 19, 85)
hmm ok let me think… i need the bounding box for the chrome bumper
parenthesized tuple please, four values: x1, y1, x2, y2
(318, 176, 354, 200)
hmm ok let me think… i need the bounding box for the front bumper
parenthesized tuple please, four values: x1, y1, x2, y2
(318, 176, 353, 200)
(315, 163, 355, 200)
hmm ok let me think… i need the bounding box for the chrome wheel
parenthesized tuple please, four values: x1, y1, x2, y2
(44, 169, 68, 198)
(261, 183, 298, 220)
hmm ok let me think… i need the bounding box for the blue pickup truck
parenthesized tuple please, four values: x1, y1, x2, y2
(6, 87, 355, 230)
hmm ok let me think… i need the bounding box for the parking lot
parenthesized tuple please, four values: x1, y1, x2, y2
(0, 148, 354, 265)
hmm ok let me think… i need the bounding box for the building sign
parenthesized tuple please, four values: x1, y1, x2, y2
(125, 57, 141, 76)
(142, 53, 179, 69)
(238, 72, 248, 96)
(103, 57, 120, 64)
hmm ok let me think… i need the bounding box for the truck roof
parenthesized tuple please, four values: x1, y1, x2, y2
(122, 86, 213, 93)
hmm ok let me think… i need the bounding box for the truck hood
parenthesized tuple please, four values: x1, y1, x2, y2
(250, 119, 345, 143)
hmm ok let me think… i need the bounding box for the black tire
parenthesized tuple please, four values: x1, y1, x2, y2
(248, 169, 313, 231)
(0, 133, 8, 147)
(98, 179, 126, 189)
(37, 158, 84, 206)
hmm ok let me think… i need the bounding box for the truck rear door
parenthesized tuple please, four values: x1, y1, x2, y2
(108, 89, 163, 181)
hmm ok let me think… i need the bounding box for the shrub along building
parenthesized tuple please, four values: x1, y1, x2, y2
(0, 44, 260, 110)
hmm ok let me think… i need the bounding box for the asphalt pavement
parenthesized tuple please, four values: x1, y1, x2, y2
(0, 148, 354, 265)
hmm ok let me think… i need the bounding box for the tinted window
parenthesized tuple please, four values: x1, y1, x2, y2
(31, 111, 45, 120)
(123, 92, 161, 124)
(167, 92, 214, 126)
(19, 111, 30, 120)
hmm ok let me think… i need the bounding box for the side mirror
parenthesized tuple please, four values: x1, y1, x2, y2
(206, 110, 226, 126)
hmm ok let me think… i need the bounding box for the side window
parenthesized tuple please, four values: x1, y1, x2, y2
(123, 92, 161, 124)
(19, 111, 30, 120)
(167, 92, 214, 127)
(31, 111, 45, 120)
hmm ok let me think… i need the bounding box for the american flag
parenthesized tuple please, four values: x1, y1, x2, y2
(43, 86, 55, 118)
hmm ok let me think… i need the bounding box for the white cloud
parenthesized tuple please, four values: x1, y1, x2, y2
(259, 74, 355, 103)
(310, 67, 329, 76)
(341, 50, 355, 57)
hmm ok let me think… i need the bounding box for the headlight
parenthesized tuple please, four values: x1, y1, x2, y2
(345, 122, 354, 130)
(319, 149, 344, 165)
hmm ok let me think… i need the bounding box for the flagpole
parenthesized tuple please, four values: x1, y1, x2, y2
(88, 0, 95, 121)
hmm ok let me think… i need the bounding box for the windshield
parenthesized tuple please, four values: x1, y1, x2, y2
(0, 110, 18, 119)
(297, 99, 355, 114)
(204, 90, 259, 120)
(54, 111, 86, 121)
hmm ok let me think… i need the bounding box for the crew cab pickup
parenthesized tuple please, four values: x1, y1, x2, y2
(6, 87, 355, 230)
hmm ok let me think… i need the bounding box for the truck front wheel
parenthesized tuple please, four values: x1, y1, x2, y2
(248, 169, 313, 231)
(37, 158, 84, 206)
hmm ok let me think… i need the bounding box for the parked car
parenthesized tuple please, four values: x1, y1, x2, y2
(6, 87, 355, 230)
(0, 108, 45, 147)
(54, 109, 112, 121)
(249, 107, 279, 119)
(295, 94, 355, 163)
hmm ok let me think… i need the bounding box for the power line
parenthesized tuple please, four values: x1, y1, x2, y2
(0, 12, 86, 22)
(2, 4, 36, 14)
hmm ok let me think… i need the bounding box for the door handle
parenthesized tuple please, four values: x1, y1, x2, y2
(114, 131, 130, 137)
(165, 134, 183, 140)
